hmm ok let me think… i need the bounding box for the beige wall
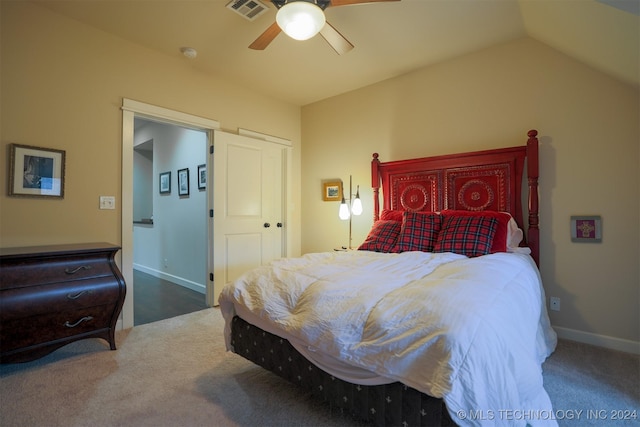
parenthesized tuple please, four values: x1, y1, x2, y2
(301, 37, 639, 347)
(2, 2, 638, 350)
(0, 1, 302, 256)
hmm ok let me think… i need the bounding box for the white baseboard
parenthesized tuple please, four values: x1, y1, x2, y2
(553, 326, 640, 355)
(133, 264, 206, 294)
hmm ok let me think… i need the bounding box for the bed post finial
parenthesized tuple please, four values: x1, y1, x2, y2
(371, 153, 381, 221)
(526, 130, 540, 267)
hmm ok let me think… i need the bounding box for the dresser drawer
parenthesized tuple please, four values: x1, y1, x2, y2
(0, 254, 114, 289)
(0, 305, 115, 353)
(0, 277, 120, 321)
(0, 243, 125, 363)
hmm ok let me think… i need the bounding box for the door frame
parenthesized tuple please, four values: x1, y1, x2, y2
(121, 99, 220, 329)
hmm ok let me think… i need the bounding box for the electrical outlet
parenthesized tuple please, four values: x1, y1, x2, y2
(550, 297, 560, 312)
(99, 196, 116, 210)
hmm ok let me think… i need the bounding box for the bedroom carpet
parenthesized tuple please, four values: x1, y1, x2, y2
(1, 308, 637, 427)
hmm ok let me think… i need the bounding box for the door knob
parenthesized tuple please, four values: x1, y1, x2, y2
(264, 223, 271, 228)
(277, 222, 283, 228)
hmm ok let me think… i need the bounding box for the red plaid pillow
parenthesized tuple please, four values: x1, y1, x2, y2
(358, 220, 401, 252)
(434, 215, 499, 257)
(380, 209, 404, 222)
(393, 211, 442, 253)
(440, 210, 511, 253)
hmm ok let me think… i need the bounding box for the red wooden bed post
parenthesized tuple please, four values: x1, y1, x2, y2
(371, 153, 381, 221)
(526, 130, 540, 267)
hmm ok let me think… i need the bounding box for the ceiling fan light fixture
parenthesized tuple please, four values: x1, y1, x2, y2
(276, 1, 326, 41)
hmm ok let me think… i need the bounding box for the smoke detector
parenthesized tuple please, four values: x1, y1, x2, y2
(180, 47, 197, 59)
(226, 0, 270, 21)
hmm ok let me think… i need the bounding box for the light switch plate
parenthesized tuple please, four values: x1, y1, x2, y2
(99, 196, 116, 210)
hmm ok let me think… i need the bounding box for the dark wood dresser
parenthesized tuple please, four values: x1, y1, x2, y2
(0, 242, 127, 363)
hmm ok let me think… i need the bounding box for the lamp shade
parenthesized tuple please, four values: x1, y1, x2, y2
(276, 1, 326, 41)
(351, 198, 362, 216)
(339, 200, 350, 220)
(351, 185, 363, 215)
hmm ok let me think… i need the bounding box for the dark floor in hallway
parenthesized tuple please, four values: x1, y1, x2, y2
(133, 269, 208, 326)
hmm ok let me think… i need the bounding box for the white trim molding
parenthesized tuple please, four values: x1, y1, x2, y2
(553, 326, 640, 355)
(238, 128, 292, 146)
(122, 98, 220, 130)
(133, 264, 206, 294)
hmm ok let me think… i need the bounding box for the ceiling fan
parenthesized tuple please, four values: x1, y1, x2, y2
(249, 0, 400, 55)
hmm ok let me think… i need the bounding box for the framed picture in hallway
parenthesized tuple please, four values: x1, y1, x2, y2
(197, 164, 206, 190)
(178, 168, 189, 196)
(159, 171, 171, 194)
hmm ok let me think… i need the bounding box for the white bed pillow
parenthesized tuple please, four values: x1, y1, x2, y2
(506, 216, 531, 254)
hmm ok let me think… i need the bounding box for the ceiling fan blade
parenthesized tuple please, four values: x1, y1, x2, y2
(319, 22, 354, 55)
(249, 22, 282, 50)
(329, 0, 400, 6)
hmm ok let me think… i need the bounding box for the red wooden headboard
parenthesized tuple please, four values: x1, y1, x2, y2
(371, 130, 540, 266)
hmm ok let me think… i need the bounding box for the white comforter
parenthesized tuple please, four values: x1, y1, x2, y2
(219, 250, 558, 427)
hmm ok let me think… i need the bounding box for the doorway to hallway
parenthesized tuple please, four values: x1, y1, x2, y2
(121, 98, 221, 329)
(132, 117, 208, 325)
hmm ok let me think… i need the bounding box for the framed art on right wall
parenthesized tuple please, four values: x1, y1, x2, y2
(322, 180, 342, 201)
(197, 164, 206, 190)
(570, 215, 602, 243)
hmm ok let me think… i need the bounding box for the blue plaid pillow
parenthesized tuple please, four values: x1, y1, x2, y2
(358, 220, 401, 252)
(434, 215, 499, 257)
(393, 211, 442, 253)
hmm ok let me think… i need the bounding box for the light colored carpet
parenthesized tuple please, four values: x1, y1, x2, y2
(1, 308, 638, 426)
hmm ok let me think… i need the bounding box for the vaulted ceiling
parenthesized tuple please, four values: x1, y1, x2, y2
(33, 0, 639, 106)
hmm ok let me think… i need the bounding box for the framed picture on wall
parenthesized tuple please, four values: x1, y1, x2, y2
(8, 144, 66, 198)
(322, 180, 342, 201)
(178, 168, 189, 196)
(570, 215, 602, 243)
(197, 164, 206, 190)
(159, 171, 171, 194)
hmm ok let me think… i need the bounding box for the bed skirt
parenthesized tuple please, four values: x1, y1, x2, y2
(230, 315, 455, 427)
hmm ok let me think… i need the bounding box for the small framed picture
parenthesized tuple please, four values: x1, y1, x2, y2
(571, 216, 602, 243)
(8, 144, 65, 198)
(197, 164, 206, 190)
(178, 168, 190, 196)
(159, 171, 171, 194)
(322, 180, 342, 201)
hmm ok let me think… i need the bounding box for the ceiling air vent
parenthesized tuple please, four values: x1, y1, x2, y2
(226, 0, 270, 21)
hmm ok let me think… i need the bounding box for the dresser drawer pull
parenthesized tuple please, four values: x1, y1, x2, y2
(66, 290, 90, 300)
(64, 316, 94, 328)
(64, 265, 92, 275)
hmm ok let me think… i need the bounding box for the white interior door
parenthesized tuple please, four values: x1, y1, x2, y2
(212, 130, 285, 305)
